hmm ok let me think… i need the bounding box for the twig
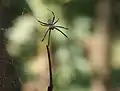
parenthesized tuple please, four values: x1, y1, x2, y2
(46, 45, 53, 91)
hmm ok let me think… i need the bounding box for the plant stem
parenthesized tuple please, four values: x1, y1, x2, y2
(46, 45, 53, 91)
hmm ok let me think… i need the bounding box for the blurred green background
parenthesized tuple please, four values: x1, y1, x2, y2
(1, 0, 120, 91)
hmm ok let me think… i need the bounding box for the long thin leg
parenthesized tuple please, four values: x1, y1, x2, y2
(48, 29, 51, 46)
(41, 28, 50, 42)
(47, 9, 55, 23)
(55, 26, 68, 30)
(34, 16, 48, 26)
(55, 28, 68, 38)
(37, 20, 48, 26)
(53, 18, 59, 24)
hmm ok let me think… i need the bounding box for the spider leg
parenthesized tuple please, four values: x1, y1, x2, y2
(47, 9, 55, 23)
(48, 29, 51, 46)
(53, 18, 59, 24)
(55, 28, 68, 38)
(37, 20, 48, 26)
(34, 16, 48, 26)
(55, 25, 68, 30)
(41, 28, 50, 42)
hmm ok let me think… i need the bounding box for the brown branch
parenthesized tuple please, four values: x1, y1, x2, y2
(46, 45, 53, 91)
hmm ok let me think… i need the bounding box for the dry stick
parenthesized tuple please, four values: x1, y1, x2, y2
(46, 45, 53, 91)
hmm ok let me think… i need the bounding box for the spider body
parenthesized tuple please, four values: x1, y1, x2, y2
(49, 25, 54, 30)
(36, 9, 68, 46)
(47, 19, 55, 30)
(47, 19, 53, 25)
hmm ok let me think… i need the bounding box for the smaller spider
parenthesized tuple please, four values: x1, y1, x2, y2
(35, 9, 68, 46)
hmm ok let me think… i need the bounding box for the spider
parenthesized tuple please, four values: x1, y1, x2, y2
(35, 9, 68, 46)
